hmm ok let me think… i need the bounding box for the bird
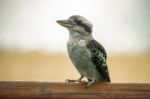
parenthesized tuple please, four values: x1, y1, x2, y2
(56, 15, 111, 88)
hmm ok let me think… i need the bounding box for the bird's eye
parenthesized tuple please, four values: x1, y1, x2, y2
(75, 20, 81, 25)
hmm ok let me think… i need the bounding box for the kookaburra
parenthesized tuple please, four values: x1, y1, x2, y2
(57, 15, 111, 87)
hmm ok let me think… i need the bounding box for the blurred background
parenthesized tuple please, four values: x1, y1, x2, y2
(0, 0, 150, 83)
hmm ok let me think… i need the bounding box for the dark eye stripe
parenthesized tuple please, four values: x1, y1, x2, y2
(75, 20, 92, 33)
(75, 20, 81, 25)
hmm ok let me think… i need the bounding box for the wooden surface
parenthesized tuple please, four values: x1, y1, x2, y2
(0, 81, 150, 99)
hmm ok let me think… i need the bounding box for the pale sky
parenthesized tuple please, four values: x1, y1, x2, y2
(0, 0, 150, 53)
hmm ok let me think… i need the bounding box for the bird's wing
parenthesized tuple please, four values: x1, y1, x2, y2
(87, 40, 111, 82)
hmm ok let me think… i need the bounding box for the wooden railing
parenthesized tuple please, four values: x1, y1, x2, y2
(0, 81, 150, 99)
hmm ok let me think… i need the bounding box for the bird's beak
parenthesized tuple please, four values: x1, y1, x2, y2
(56, 20, 76, 28)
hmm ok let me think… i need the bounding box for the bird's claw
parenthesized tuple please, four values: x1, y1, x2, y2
(85, 79, 95, 88)
(65, 79, 75, 82)
(86, 83, 91, 88)
(65, 79, 86, 83)
(65, 79, 80, 82)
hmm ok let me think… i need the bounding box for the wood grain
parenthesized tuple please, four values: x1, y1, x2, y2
(0, 81, 150, 99)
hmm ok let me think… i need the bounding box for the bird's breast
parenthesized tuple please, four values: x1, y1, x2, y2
(67, 39, 89, 59)
(67, 39, 91, 69)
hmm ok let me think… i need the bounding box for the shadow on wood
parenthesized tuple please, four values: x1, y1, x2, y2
(0, 81, 150, 99)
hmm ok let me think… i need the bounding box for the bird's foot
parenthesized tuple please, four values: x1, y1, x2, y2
(65, 79, 86, 83)
(65, 76, 84, 83)
(65, 79, 79, 82)
(86, 79, 95, 88)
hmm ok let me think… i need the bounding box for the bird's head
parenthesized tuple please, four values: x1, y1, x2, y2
(57, 15, 93, 37)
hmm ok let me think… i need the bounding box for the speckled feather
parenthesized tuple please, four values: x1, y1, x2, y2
(87, 40, 111, 82)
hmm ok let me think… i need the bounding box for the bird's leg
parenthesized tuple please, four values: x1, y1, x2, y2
(65, 76, 84, 82)
(86, 78, 96, 88)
